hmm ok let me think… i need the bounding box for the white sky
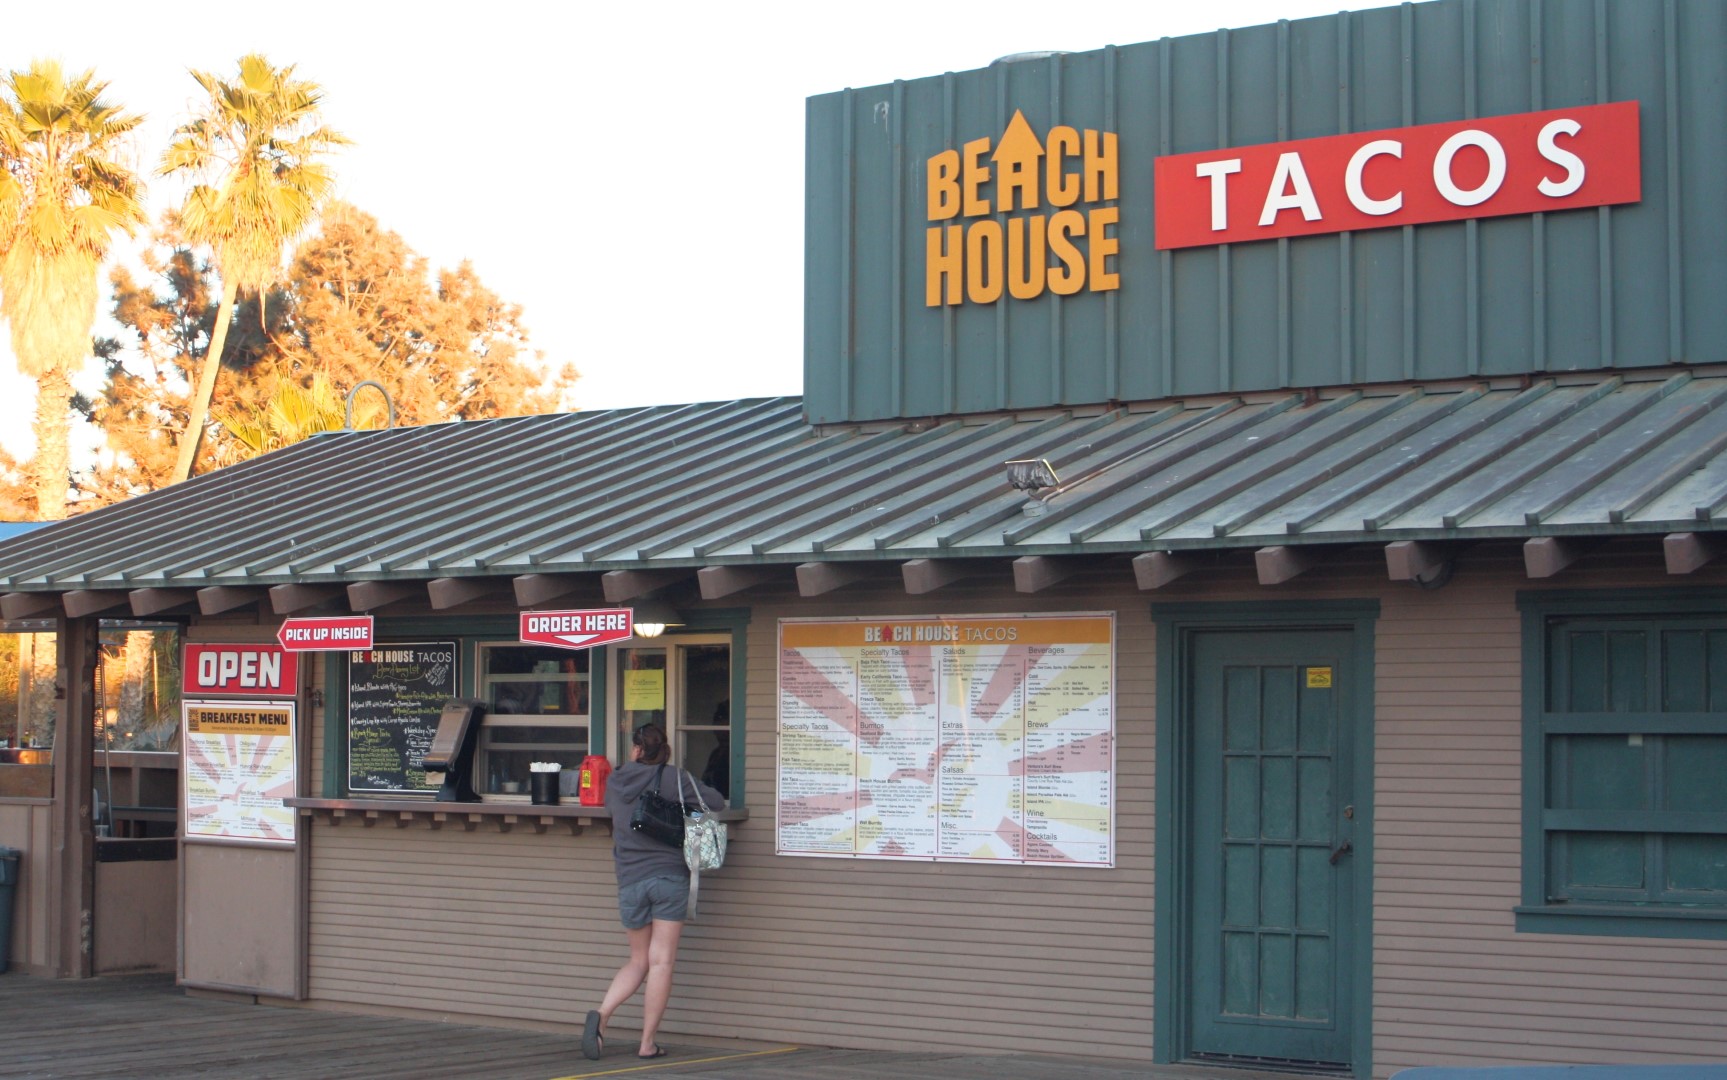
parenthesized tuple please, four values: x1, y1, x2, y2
(3, 0, 1399, 466)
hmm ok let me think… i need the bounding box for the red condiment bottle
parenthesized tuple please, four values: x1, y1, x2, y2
(577, 755, 611, 806)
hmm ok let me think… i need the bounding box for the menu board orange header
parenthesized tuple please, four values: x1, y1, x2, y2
(780, 615, 1111, 650)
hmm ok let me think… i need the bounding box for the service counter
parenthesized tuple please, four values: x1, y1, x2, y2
(285, 797, 748, 837)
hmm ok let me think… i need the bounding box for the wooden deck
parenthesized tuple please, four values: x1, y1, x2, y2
(0, 972, 1317, 1080)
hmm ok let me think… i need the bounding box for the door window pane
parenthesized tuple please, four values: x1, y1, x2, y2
(682, 644, 731, 800)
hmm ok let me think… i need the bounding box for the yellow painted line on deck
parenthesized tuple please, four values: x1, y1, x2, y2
(551, 1044, 803, 1079)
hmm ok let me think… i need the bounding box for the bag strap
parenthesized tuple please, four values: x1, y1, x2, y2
(631, 763, 667, 805)
(678, 769, 710, 815)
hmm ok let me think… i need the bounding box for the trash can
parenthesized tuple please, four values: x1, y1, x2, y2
(0, 846, 18, 973)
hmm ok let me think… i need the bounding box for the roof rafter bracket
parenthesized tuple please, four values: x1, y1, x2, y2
(1132, 551, 1207, 590)
(513, 574, 589, 608)
(903, 558, 969, 596)
(270, 583, 349, 615)
(1523, 536, 1598, 580)
(1, 592, 63, 621)
(427, 577, 497, 610)
(64, 590, 131, 619)
(197, 587, 267, 616)
(1256, 545, 1323, 586)
(601, 569, 689, 605)
(1384, 540, 1455, 586)
(796, 562, 871, 597)
(698, 565, 780, 600)
(129, 588, 199, 617)
(1664, 532, 1727, 575)
(348, 580, 423, 612)
(1013, 555, 1078, 594)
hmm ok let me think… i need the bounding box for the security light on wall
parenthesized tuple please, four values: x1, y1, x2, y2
(631, 599, 683, 639)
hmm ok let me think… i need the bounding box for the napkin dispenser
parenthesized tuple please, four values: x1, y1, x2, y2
(423, 699, 486, 803)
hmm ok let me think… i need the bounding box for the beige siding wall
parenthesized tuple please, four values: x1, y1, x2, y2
(0, 799, 53, 973)
(299, 551, 1727, 1072)
(1369, 552, 1727, 1075)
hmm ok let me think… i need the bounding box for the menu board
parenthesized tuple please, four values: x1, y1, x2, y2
(347, 642, 458, 794)
(777, 614, 1114, 867)
(183, 701, 297, 844)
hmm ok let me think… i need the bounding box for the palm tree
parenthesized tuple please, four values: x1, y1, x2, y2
(0, 62, 145, 519)
(160, 54, 346, 483)
(211, 372, 383, 463)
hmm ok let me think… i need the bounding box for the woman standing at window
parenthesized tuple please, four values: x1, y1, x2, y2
(582, 723, 725, 1061)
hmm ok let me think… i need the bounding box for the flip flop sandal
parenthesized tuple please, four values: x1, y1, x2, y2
(638, 1046, 668, 1059)
(581, 1010, 603, 1060)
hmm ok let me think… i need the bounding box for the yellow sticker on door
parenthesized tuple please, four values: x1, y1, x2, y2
(1306, 667, 1333, 689)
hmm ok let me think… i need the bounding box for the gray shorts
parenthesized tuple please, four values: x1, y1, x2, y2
(618, 874, 689, 929)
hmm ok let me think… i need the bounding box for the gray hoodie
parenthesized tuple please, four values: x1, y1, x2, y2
(605, 761, 726, 888)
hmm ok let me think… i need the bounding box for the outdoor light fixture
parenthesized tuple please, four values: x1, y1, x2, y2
(631, 599, 683, 639)
(1005, 458, 1060, 492)
(1006, 458, 1061, 517)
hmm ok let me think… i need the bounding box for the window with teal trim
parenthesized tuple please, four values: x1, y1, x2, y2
(1522, 609, 1727, 937)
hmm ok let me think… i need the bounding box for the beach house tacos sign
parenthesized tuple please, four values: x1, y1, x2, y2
(925, 110, 1121, 307)
(924, 101, 1639, 304)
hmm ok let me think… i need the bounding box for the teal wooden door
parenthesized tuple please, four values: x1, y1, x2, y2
(1188, 629, 1357, 1067)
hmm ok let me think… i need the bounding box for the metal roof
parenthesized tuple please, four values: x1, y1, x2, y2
(1, 368, 1724, 592)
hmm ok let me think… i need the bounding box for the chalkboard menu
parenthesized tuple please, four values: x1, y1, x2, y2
(347, 642, 459, 794)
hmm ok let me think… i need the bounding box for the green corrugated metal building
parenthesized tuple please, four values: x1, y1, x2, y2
(3, 1, 1727, 1075)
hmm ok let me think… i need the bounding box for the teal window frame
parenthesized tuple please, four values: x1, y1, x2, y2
(321, 609, 750, 806)
(1517, 589, 1727, 940)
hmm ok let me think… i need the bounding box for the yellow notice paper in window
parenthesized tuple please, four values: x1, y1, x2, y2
(624, 669, 666, 711)
(1306, 667, 1333, 689)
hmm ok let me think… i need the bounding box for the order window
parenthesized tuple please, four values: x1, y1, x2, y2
(476, 644, 590, 797)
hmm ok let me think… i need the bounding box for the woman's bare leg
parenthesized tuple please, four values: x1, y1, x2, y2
(597, 924, 653, 1039)
(638, 918, 684, 1055)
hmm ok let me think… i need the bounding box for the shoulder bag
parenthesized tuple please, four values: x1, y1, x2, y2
(680, 771, 727, 871)
(629, 764, 686, 848)
(680, 770, 727, 921)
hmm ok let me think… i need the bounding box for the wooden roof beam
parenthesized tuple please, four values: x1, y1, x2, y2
(1013, 555, 1078, 594)
(348, 580, 422, 612)
(902, 558, 968, 595)
(129, 588, 198, 616)
(62, 590, 130, 618)
(602, 569, 688, 604)
(1, 592, 62, 621)
(698, 565, 779, 600)
(1524, 536, 1595, 579)
(1133, 551, 1205, 590)
(1665, 532, 1726, 575)
(796, 562, 870, 597)
(1384, 540, 1455, 583)
(270, 583, 347, 615)
(197, 587, 266, 615)
(427, 577, 497, 609)
(1256, 546, 1321, 585)
(513, 573, 588, 607)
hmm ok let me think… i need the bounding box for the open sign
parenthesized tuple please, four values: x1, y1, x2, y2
(182, 644, 300, 698)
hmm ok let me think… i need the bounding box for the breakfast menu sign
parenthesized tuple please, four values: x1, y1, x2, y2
(776, 614, 1114, 867)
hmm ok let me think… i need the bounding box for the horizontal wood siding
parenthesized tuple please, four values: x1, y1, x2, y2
(307, 579, 1157, 1057)
(300, 545, 1727, 1070)
(1369, 552, 1727, 1076)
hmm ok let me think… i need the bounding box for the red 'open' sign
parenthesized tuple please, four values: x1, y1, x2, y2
(1154, 101, 1640, 250)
